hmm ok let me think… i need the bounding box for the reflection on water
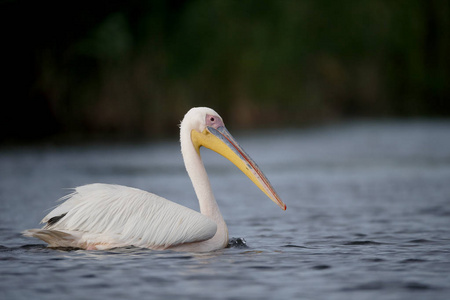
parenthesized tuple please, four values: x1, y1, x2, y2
(1, 121, 450, 300)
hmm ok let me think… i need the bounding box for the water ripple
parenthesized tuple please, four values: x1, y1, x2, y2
(343, 240, 383, 246)
(2, 122, 450, 300)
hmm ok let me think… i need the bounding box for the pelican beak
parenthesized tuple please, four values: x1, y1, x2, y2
(191, 125, 286, 210)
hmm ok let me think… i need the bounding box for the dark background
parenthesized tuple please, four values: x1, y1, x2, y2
(1, 0, 449, 143)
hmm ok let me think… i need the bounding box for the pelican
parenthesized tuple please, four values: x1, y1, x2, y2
(23, 107, 286, 252)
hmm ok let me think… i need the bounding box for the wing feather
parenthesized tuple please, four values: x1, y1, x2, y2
(42, 184, 217, 249)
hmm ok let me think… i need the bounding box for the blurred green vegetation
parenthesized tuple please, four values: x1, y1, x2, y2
(1, 0, 449, 142)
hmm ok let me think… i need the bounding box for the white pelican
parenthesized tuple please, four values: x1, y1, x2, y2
(23, 107, 286, 252)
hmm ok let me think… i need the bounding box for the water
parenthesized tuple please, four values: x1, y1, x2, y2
(1, 121, 450, 300)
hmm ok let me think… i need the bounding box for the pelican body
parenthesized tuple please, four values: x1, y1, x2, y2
(24, 107, 286, 252)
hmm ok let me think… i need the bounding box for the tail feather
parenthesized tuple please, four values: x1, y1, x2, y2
(22, 229, 79, 248)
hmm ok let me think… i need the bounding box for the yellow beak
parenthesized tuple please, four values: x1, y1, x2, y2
(191, 126, 286, 210)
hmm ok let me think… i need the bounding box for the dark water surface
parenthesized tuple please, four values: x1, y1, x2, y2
(1, 121, 450, 299)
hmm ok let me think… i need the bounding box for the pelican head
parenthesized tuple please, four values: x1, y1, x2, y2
(182, 107, 286, 210)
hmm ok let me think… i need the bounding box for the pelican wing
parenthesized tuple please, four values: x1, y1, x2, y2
(37, 184, 217, 249)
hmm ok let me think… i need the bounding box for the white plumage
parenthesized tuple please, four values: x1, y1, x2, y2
(24, 107, 286, 252)
(26, 184, 216, 250)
